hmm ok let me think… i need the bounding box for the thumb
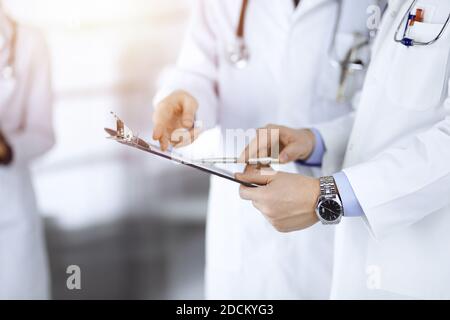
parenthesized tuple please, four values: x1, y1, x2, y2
(181, 95, 198, 128)
(279, 143, 304, 164)
(235, 171, 274, 186)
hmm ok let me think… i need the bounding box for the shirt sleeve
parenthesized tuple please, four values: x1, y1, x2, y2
(4, 29, 54, 166)
(314, 113, 356, 175)
(297, 128, 365, 217)
(153, 0, 220, 131)
(333, 171, 364, 217)
(296, 128, 326, 167)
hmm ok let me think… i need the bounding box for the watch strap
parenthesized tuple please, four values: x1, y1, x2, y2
(320, 176, 337, 198)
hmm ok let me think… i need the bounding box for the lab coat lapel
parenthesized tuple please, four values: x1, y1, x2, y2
(370, 0, 408, 57)
(259, 0, 334, 31)
(260, 0, 293, 32)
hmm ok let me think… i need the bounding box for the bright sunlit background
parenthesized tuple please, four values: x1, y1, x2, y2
(3, 0, 210, 299)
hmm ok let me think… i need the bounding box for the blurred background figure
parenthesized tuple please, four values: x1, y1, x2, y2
(0, 2, 54, 299)
(2, 0, 207, 299)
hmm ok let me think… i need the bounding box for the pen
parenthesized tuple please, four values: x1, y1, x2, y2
(194, 157, 280, 165)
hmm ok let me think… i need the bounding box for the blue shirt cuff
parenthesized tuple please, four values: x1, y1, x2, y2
(333, 171, 364, 217)
(297, 128, 325, 167)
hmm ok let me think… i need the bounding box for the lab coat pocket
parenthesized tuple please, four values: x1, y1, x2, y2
(386, 22, 450, 111)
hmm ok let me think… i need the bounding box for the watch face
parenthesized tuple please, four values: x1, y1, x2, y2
(319, 199, 342, 222)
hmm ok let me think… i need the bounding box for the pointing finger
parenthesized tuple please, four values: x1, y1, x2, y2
(153, 124, 164, 141)
(159, 130, 171, 151)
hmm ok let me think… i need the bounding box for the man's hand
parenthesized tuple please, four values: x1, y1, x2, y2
(236, 166, 320, 233)
(239, 124, 316, 164)
(0, 130, 13, 165)
(152, 90, 200, 151)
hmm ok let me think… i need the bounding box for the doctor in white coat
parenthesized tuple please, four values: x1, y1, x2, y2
(238, 0, 450, 299)
(153, 0, 377, 299)
(0, 7, 54, 299)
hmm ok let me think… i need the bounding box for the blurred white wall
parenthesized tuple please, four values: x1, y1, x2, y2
(3, 0, 210, 228)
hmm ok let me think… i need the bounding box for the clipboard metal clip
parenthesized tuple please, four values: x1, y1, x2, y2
(105, 112, 150, 149)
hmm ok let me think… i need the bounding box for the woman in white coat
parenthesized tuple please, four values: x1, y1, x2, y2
(152, 0, 375, 299)
(0, 7, 54, 299)
(237, 0, 450, 299)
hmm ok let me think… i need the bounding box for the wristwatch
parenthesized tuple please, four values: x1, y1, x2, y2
(315, 176, 344, 225)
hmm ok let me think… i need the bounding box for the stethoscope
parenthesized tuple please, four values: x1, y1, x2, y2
(226, 0, 376, 102)
(394, 0, 450, 47)
(227, 0, 250, 69)
(0, 18, 16, 82)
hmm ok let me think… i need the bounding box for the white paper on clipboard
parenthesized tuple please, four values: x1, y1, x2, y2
(104, 114, 259, 188)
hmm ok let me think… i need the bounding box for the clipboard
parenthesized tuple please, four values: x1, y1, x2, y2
(104, 113, 259, 188)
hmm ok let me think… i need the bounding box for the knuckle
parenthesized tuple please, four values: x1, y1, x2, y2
(270, 219, 283, 231)
(278, 227, 290, 233)
(173, 89, 187, 98)
(265, 123, 282, 131)
(257, 202, 271, 216)
(264, 208, 275, 218)
(272, 221, 289, 233)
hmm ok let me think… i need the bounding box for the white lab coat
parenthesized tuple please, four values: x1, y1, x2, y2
(0, 11, 54, 299)
(155, 0, 373, 299)
(317, 0, 450, 299)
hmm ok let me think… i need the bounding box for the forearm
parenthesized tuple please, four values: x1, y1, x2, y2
(296, 113, 355, 173)
(4, 126, 54, 165)
(154, 0, 219, 130)
(6, 30, 55, 165)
